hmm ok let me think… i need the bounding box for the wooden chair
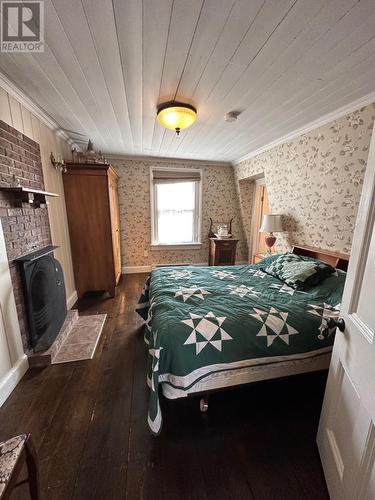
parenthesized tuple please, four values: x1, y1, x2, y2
(0, 434, 39, 499)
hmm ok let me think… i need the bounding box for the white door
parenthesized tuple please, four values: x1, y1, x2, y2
(317, 123, 375, 499)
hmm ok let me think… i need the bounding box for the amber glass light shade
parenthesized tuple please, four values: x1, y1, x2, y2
(157, 101, 197, 136)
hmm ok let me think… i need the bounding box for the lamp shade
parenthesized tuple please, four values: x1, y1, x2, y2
(259, 214, 284, 233)
(157, 101, 197, 136)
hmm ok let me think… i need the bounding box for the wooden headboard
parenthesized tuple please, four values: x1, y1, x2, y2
(291, 245, 350, 271)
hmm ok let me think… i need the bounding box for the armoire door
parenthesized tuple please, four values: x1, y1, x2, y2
(108, 173, 121, 284)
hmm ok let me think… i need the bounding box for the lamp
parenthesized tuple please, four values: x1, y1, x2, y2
(157, 101, 197, 137)
(259, 214, 284, 253)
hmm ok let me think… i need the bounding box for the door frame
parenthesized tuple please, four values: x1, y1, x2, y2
(251, 177, 269, 260)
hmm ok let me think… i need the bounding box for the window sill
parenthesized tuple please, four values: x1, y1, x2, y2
(150, 243, 202, 251)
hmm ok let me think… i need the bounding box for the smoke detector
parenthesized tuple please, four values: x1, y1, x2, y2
(225, 111, 241, 122)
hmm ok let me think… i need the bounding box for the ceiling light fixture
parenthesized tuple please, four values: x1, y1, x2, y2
(157, 101, 197, 137)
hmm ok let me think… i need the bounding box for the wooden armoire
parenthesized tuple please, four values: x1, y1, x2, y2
(63, 163, 121, 299)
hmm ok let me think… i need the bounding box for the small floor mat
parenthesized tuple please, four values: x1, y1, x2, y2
(52, 314, 107, 363)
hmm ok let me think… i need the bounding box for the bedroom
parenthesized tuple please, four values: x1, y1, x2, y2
(0, 0, 374, 499)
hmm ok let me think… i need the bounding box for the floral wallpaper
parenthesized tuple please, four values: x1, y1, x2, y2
(112, 159, 246, 267)
(234, 104, 375, 255)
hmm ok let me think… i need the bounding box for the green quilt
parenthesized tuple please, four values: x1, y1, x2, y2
(136, 258, 345, 434)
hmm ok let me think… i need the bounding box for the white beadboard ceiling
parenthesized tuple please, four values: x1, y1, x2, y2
(1, 0, 375, 162)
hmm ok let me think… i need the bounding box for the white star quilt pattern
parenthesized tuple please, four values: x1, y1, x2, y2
(250, 307, 299, 347)
(174, 285, 210, 302)
(182, 312, 232, 355)
(226, 284, 260, 298)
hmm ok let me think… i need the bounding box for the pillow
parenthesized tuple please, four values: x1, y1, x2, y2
(264, 253, 335, 290)
(254, 252, 283, 268)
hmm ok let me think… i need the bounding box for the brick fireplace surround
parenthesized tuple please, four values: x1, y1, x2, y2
(0, 120, 52, 353)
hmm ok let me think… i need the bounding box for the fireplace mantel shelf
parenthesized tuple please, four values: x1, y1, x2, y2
(0, 186, 59, 207)
(15, 245, 58, 263)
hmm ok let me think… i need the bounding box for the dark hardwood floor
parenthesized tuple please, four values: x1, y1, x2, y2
(0, 274, 330, 500)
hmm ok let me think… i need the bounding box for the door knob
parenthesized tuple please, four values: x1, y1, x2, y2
(327, 317, 346, 332)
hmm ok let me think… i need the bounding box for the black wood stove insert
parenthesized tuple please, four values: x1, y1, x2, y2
(16, 246, 67, 352)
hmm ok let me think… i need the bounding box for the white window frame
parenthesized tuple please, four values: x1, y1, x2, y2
(150, 166, 203, 250)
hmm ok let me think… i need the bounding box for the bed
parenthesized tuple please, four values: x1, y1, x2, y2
(136, 245, 349, 434)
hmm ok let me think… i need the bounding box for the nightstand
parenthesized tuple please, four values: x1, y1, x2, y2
(209, 238, 238, 266)
(252, 253, 269, 264)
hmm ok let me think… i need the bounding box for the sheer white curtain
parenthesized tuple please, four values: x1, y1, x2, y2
(155, 181, 196, 244)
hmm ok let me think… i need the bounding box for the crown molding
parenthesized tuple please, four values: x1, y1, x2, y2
(106, 153, 232, 167)
(235, 90, 375, 165)
(0, 70, 81, 150)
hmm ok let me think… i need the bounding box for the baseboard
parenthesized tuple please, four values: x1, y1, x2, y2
(122, 265, 152, 274)
(122, 261, 248, 274)
(67, 290, 78, 309)
(0, 355, 29, 407)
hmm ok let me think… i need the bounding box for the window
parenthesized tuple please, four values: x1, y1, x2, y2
(151, 168, 202, 247)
